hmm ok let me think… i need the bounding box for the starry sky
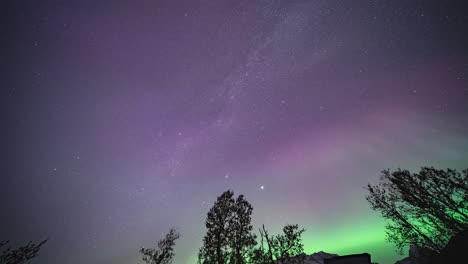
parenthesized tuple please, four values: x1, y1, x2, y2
(2, 1, 468, 264)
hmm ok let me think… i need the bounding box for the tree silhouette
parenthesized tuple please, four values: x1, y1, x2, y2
(250, 225, 274, 264)
(0, 239, 47, 264)
(199, 190, 235, 264)
(273, 224, 306, 264)
(140, 228, 180, 264)
(366, 167, 468, 253)
(230, 195, 257, 264)
(198, 190, 257, 264)
(252, 224, 306, 264)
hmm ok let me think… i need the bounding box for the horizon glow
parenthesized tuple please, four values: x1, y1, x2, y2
(3, 1, 468, 264)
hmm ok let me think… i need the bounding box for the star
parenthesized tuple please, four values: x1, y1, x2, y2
(7, 2, 467, 264)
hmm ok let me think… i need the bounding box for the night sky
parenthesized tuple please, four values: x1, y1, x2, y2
(2, 1, 468, 264)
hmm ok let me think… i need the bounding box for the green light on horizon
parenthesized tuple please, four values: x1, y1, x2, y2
(301, 221, 403, 263)
(185, 221, 402, 264)
(303, 233, 382, 254)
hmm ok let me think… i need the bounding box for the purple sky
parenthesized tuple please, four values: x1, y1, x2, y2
(3, 1, 468, 264)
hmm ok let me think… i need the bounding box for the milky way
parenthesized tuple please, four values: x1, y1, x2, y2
(3, 1, 468, 264)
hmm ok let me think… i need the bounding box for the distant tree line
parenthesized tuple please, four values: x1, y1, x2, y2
(5, 166, 466, 264)
(140, 166, 467, 264)
(140, 189, 307, 264)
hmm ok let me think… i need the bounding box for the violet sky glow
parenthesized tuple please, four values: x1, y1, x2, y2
(3, 1, 468, 264)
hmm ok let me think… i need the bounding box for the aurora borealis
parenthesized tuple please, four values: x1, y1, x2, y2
(2, 1, 468, 264)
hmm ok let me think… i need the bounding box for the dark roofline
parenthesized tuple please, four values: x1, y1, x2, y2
(326, 253, 371, 260)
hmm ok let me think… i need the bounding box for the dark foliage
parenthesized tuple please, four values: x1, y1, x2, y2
(250, 225, 274, 264)
(0, 239, 47, 264)
(252, 224, 306, 264)
(273, 224, 306, 264)
(140, 228, 180, 264)
(428, 229, 468, 264)
(366, 167, 468, 253)
(198, 190, 257, 264)
(198, 190, 235, 264)
(230, 195, 257, 264)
